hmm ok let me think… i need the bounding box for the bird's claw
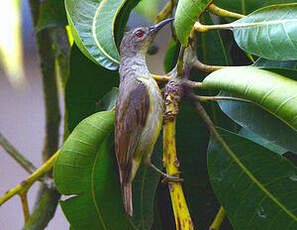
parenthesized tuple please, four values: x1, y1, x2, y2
(161, 173, 184, 184)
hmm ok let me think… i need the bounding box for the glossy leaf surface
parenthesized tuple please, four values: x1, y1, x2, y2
(238, 128, 287, 155)
(231, 4, 297, 61)
(202, 67, 297, 132)
(175, 0, 211, 46)
(202, 67, 297, 153)
(217, 92, 297, 154)
(65, 0, 139, 70)
(54, 111, 135, 230)
(208, 128, 297, 229)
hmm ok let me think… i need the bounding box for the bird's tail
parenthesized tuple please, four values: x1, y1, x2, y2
(122, 183, 133, 216)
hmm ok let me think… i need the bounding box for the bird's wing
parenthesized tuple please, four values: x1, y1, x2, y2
(115, 78, 150, 184)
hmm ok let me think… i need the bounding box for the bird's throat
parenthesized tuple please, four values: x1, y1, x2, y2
(119, 52, 149, 79)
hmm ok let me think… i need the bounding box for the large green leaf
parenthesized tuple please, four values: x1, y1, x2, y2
(36, 0, 67, 31)
(208, 128, 297, 229)
(229, 4, 297, 61)
(66, 45, 118, 132)
(202, 67, 297, 132)
(216, 0, 296, 15)
(54, 111, 135, 230)
(217, 93, 297, 154)
(201, 67, 297, 153)
(175, 0, 211, 46)
(65, 0, 139, 70)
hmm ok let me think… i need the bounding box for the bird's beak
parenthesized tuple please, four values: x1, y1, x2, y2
(149, 18, 174, 35)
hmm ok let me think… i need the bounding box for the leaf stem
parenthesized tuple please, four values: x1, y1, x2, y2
(191, 95, 252, 104)
(208, 4, 245, 19)
(0, 150, 59, 206)
(0, 131, 36, 174)
(194, 19, 296, 32)
(209, 206, 226, 230)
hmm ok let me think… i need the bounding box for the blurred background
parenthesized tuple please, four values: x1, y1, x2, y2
(0, 0, 170, 229)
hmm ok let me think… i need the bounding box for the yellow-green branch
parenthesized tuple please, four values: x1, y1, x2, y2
(163, 80, 194, 230)
(192, 58, 224, 73)
(0, 150, 59, 206)
(208, 4, 245, 19)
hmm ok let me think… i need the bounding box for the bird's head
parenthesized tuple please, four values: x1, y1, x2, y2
(120, 18, 174, 58)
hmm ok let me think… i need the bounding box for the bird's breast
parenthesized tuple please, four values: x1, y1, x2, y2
(135, 76, 163, 157)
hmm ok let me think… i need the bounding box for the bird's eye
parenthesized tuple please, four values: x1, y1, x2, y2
(135, 30, 144, 38)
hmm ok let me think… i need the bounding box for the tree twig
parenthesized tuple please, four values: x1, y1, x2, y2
(192, 58, 224, 73)
(162, 46, 195, 229)
(0, 131, 36, 174)
(0, 150, 59, 206)
(209, 206, 226, 230)
(208, 4, 245, 19)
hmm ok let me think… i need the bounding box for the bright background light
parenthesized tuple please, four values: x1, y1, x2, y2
(0, 0, 25, 87)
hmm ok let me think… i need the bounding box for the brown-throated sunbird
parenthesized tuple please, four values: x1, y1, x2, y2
(115, 18, 181, 217)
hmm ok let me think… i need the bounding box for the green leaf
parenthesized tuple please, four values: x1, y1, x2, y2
(217, 93, 297, 154)
(54, 111, 136, 230)
(202, 67, 297, 132)
(66, 45, 118, 132)
(254, 58, 297, 72)
(253, 58, 297, 83)
(36, 0, 67, 31)
(65, 0, 139, 70)
(175, 0, 211, 46)
(238, 128, 287, 155)
(216, 0, 296, 15)
(202, 67, 297, 153)
(230, 4, 297, 61)
(208, 128, 297, 229)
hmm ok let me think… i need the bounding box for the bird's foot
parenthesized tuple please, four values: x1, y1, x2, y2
(148, 163, 183, 183)
(161, 173, 184, 184)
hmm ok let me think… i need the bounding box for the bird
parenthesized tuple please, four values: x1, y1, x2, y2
(115, 18, 181, 217)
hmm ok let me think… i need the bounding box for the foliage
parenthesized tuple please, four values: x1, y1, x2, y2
(54, 0, 297, 229)
(3, 0, 297, 230)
